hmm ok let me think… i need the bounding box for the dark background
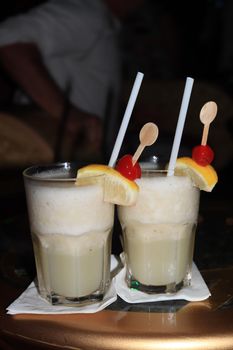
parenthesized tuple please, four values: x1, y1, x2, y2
(0, 0, 232, 86)
(0, 0, 232, 289)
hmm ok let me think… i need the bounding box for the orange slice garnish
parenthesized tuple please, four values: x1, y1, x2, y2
(76, 164, 139, 205)
(175, 157, 218, 192)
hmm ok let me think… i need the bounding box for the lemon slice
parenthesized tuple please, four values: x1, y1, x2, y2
(76, 164, 139, 206)
(174, 157, 218, 192)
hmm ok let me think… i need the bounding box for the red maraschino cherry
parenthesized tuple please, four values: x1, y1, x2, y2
(116, 154, 141, 180)
(116, 123, 158, 180)
(192, 144, 214, 166)
(191, 101, 217, 166)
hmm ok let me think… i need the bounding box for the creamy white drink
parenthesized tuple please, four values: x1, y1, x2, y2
(24, 164, 114, 305)
(118, 172, 200, 293)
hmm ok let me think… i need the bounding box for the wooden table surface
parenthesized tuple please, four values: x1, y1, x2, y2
(1, 266, 233, 350)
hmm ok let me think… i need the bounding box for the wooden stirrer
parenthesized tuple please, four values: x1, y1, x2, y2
(132, 122, 159, 165)
(199, 101, 217, 146)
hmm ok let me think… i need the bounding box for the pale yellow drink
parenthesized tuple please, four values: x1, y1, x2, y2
(118, 172, 200, 293)
(24, 164, 114, 305)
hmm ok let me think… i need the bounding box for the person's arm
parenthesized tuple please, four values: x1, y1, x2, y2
(0, 42, 66, 119)
(0, 41, 103, 155)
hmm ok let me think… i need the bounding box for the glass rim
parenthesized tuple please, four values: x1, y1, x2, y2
(141, 169, 168, 173)
(23, 162, 176, 182)
(141, 169, 168, 176)
(23, 162, 78, 182)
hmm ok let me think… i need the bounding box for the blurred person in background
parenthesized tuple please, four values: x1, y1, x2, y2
(0, 0, 144, 161)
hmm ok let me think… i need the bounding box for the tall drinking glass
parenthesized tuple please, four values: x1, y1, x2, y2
(23, 163, 114, 305)
(118, 170, 200, 294)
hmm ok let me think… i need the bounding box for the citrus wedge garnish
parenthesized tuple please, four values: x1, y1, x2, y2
(174, 157, 218, 192)
(76, 164, 139, 206)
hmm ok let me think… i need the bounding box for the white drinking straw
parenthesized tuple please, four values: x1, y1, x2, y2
(108, 72, 144, 167)
(167, 77, 194, 176)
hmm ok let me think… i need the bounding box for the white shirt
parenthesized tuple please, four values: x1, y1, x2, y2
(0, 0, 121, 120)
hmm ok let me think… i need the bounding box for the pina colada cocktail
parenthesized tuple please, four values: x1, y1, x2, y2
(118, 172, 200, 293)
(24, 164, 114, 305)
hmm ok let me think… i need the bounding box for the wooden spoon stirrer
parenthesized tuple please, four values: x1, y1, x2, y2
(132, 122, 159, 165)
(199, 101, 218, 146)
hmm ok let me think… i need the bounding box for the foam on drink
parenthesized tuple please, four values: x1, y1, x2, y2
(26, 181, 113, 236)
(120, 174, 199, 224)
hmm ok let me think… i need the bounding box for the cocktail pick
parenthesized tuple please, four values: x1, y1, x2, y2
(132, 122, 159, 165)
(199, 101, 218, 146)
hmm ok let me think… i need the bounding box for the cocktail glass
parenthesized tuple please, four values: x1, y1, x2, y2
(118, 170, 200, 294)
(23, 162, 114, 305)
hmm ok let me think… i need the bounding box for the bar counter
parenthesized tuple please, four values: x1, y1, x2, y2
(1, 266, 233, 350)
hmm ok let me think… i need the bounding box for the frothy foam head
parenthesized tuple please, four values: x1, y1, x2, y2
(119, 175, 200, 225)
(25, 180, 114, 236)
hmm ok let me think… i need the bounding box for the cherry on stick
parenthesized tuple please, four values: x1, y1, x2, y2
(192, 145, 214, 166)
(116, 154, 141, 180)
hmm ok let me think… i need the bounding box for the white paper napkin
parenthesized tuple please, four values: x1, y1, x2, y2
(7, 255, 211, 314)
(114, 262, 211, 303)
(7, 255, 119, 315)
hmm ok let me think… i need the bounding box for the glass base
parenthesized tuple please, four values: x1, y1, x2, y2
(127, 275, 190, 294)
(45, 291, 104, 306)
